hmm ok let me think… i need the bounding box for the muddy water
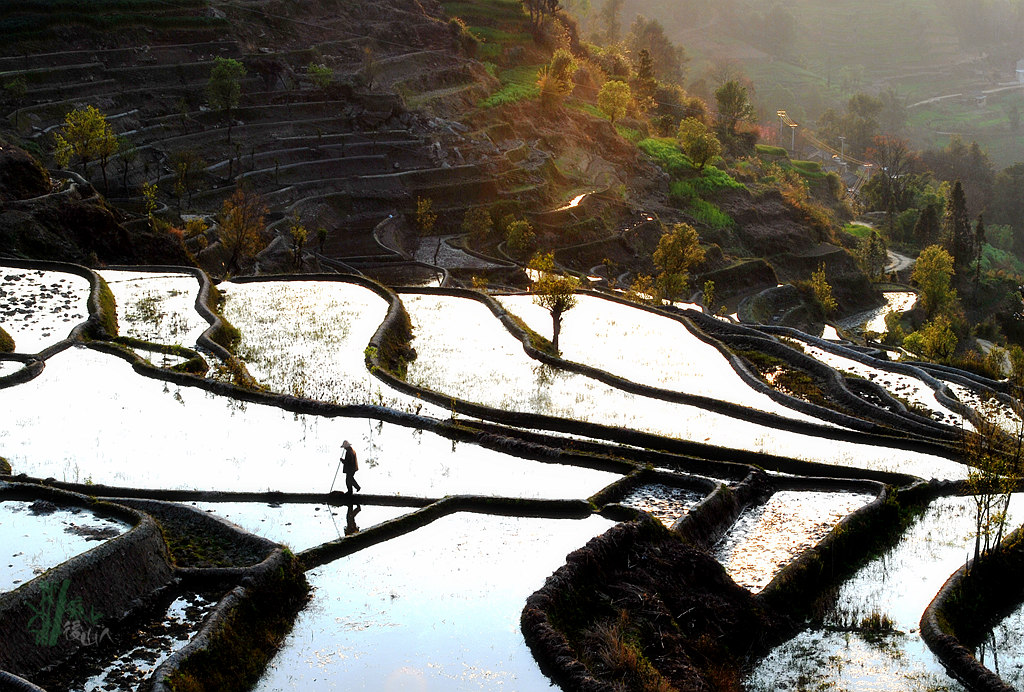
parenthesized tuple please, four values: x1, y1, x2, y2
(745, 495, 1024, 691)
(49, 591, 218, 692)
(0, 348, 619, 498)
(716, 491, 874, 592)
(403, 293, 968, 480)
(1, 500, 129, 591)
(0, 268, 90, 353)
(255, 513, 613, 691)
(618, 484, 703, 527)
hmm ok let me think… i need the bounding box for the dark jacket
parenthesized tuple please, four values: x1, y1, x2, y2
(342, 447, 358, 474)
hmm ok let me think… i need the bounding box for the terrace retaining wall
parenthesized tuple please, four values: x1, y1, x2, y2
(0, 484, 174, 679)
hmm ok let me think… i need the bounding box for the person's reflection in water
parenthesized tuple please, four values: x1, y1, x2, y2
(345, 502, 361, 536)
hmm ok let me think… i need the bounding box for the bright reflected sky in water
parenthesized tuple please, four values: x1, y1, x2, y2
(99, 270, 208, 349)
(1, 268, 90, 353)
(255, 512, 612, 691)
(747, 495, 1024, 691)
(1, 500, 128, 591)
(0, 348, 620, 498)
(405, 293, 968, 481)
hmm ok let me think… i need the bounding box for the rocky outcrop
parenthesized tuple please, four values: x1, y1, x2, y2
(0, 142, 49, 202)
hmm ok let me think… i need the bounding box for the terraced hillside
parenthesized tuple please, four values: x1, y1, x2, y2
(0, 0, 520, 273)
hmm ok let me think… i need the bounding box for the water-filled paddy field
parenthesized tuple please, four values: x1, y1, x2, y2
(99, 270, 207, 349)
(837, 291, 918, 334)
(797, 339, 966, 428)
(255, 513, 614, 691)
(746, 494, 1024, 690)
(0, 269, 90, 353)
(0, 348, 618, 498)
(404, 292, 967, 480)
(3, 267, 1022, 690)
(715, 490, 875, 592)
(1, 500, 129, 591)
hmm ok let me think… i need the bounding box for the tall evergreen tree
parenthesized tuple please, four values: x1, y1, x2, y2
(913, 204, 941, 247)
(974, 213, 986, 289)
(945, 180, 973, 276)
(631, 49, 657, 114)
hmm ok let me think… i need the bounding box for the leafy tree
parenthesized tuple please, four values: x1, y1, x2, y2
(912, 204, 941, 247)
(219, 187, 268, 275)
(169, 149, 205, 210)
(945, 180, 973, 276)
(817, 93, 882, 157)
(626, 15, 687, 84)
(1010, 345, 1024, 387)
(990, 163, 1024, 248)
(653, 222, 705, 303)
(461, 207, 493, 246)
(416, 196, 437, 236)
(714, 80, 755, 137)
(505, 219, 535, 257)
(702, 279, 715, 311)
(597, 80, 630, 124)
(676, 117, 721, 171)
(416, 197, 441, 263)
(316, 226, 329, 253)
(207, 57, 246, 143)
(921, 136, 994, 214)
(858, 231, 888, 281)
(53, 105, 118, 190)
(865, 135, 917, 232)
(596, 0, 623, 43)
(141, 181, 159, 222)
(306, 62, 333, 91)
(810, 262, 837, 314)
(974, 214, 985, 288)
(288, 214, 308, 268)
(963, 398, 1022, 566)
(912, 245, 956, 317)
(903, 314, 958, 361)
(627, 273, 657, 304)
(522, 0, 561, 28)
(530, 252, 579, 352)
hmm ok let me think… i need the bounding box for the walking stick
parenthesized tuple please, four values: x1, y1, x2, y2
(329, 456, 343, 493)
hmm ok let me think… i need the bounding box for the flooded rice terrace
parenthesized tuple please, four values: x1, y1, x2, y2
(1, 269, 89, 353)
(1, 265, 1020, 690)
(2, 500, 129, 590)
(746, 495, 1024, 691)
(715, 490, 875, 591)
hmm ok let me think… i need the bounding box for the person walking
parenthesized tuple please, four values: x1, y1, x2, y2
(341, 440, 360, 494)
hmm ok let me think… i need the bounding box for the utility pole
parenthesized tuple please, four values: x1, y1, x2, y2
(839, 135, 846, 162)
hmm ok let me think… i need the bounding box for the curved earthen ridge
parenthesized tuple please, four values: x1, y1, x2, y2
(0, 483, 171, 680)
(759, 323, 982, 432)
(386, 285, 961, 460)
(920, 525, 1024, 692)
(0, 482, 309, 691)
(520, 468, 906, 690)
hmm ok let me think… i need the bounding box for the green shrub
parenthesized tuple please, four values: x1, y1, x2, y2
(0, 326, 13, 353)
